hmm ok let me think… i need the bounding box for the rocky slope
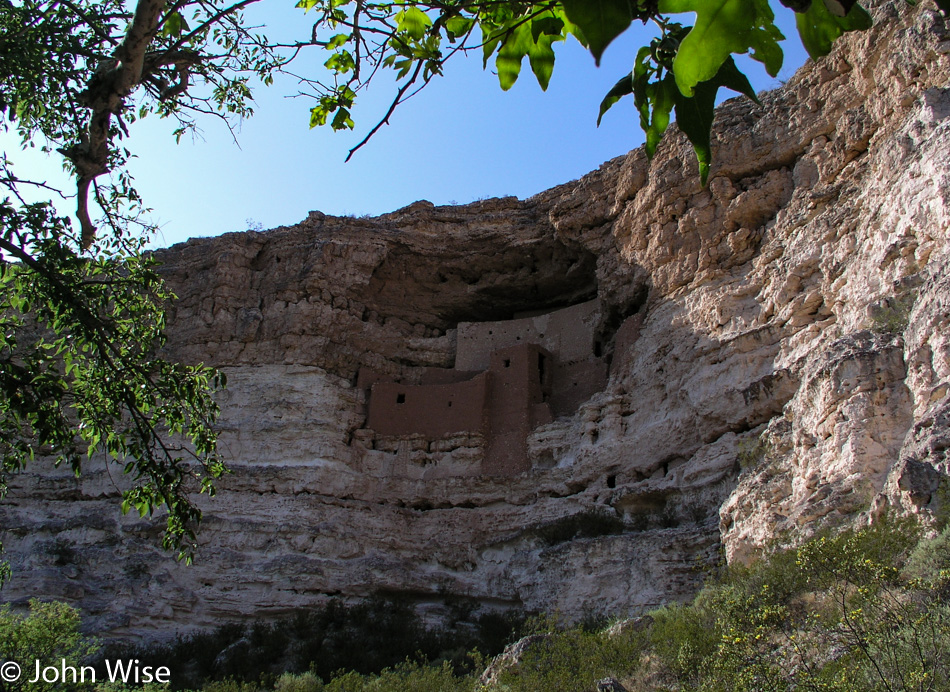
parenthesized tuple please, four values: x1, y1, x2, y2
(1, 0, 948, 639)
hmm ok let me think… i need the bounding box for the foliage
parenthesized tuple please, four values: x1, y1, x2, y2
(645, 516, 950, 691)
(492, 623, 645, 692)
(102, 595, 522, 690)
(737, 434, 773, 471)
(0, 599, 99, 692)
(274, 671, 324, 692)
(288, 0, 950, 182)
(0, 0, 283, 559)
(8, 518, 950, 692)
(95, 684, 171, 692)
(200, 680, 262, 692)
(869, 290, 917, 335)
(324, 661, 470, 692)
(0, 204, 227, 559)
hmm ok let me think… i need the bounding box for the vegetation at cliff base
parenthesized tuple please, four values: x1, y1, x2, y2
(1, 517, 947, 691)
(98, 596, 523, 689)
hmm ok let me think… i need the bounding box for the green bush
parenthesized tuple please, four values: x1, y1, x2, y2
(324, 660, 470, 692)
(736, 436, 772, 472)
(202, 679, 260, 692)
(648, 602, 719, 686)
(0, 599, 99, 692)
(106, 596, 520, 690)
(274, 672, 324, 692)
(642, 516, 950, 691)
(493, 623, 645, 692)
(869, 291, 916, 335)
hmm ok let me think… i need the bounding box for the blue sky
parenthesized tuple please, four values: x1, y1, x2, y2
(2, 2, 809, 248)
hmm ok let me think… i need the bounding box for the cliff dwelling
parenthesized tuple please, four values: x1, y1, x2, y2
(2, 4, 948, 647)
(358, 299, 629, 475)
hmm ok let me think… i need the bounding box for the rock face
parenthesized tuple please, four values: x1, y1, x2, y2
(1, 1, 949, 639)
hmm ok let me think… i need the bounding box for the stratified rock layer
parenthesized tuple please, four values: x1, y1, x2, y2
(1, 0, 948, 638)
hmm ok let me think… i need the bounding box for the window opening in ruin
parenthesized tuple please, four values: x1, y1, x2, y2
(594, 340, 603, 358)
(607, 474, 616, 488)
(504, 359, 511, 368)
(396, 393, 406, 404)
(538, 352, 546, 384)
(447, 401, 453, 407)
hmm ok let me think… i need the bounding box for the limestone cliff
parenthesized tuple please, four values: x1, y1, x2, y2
(1, 0, 948, 639)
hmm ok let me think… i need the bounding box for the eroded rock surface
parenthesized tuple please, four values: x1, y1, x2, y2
(1, 0, 948, 638)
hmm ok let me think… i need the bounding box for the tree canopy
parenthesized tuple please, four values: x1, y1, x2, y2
(293, 0, 901, 181)
(1, 0, 945, 563)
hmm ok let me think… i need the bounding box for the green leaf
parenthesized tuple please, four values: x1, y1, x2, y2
(660, 0, 758, 96)
(673, 57, 758, 184)
(598, 72, 633, 126)
(445, 15, 475, 40)
(531, 16, 565, 42)
(327, 33, 349, 49)
(795, 0, 872, 59)
(644, 75, 678, 157)
(527, 31, 559, 91)
(324, 50, 355, 73)
(495, 22, 532, 90)
(309, 104, 328, 128)
(481, 25, 503, 69)
(561, 0, 635, 65)
(396, 7, 432, 41)
(822, 0, 857, 16)
(161, 12, 188, 38)
(749, 0, 785, 76)
(331, 107, 354, 130)
(673, 84, 716, 184)
(713, 54, 760, 103)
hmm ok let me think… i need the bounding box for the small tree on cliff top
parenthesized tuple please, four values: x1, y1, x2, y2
(1, 0, 946, 563)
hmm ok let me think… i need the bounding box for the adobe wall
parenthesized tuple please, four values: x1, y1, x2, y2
(364, 301, 611, 474)
(367, 374, 488, 438)
(455, 299, 601, 371)
(483, 343, 552, 476)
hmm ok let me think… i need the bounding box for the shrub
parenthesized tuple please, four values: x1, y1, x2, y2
(648, 601, 719, 686)
(643, 516, 950, 691)
(107, 595, 520, 690)
(321, 661, 472, 692)
(274, 671, 324, 692)
(869, 291, 916, 335)
(0, 599, 99, 692)
(492, 622, 645, 692)
(202, 679, 261, 692)
(736, 435, 772, 472)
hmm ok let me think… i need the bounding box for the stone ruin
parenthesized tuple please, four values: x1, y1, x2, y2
(1, 2, 948, 639)
(358, 300, 636, 475)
